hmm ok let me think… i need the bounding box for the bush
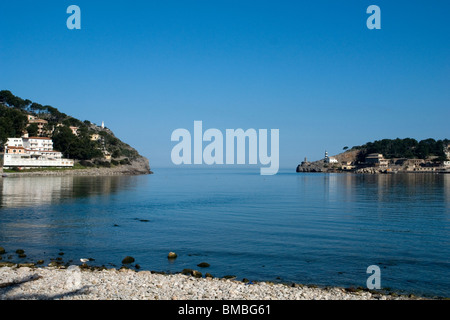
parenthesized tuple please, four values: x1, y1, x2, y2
(94, 160, 111, 168)
(79, 160, 94, 167)
(120, 158, 130, 165)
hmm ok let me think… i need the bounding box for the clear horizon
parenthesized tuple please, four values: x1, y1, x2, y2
(1, 0, 449, 169)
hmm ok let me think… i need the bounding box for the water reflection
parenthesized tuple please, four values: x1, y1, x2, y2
(0, 175, 139, 208)
(316, 173, 450, 204)
(445, 175, 450, 211)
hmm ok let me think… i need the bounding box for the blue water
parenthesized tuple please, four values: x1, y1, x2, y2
(0, 168, 449, 297)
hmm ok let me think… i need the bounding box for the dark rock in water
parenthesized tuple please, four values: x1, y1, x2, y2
(36, 260, 44, 265)
(197, 262, 210, 268)
(135, 264, 141, 270)
(0, 247, 5, 255)
(205, 273, 213, 278)
(181, 268, 193, 275)
(223, 275, 236, 280)
(16, 249, 25, 255)
(18, 254, 27, 258)
(122, 256, 135, 264)
(58, 252, 64, 256)
(191, 270, 202, 278)
(242, 278, 250, 283)
(168, 252, 178, 259)
(113, 224, 120, 227)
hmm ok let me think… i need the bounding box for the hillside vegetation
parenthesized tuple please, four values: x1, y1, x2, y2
(0, 90, 144, 167)
(352, 138, 449, 162)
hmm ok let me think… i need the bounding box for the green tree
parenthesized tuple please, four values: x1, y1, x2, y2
(0, 105, 28, 145)
(26, 123, 39, 137)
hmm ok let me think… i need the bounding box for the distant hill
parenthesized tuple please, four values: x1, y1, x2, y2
(0, 90, 151, 174)
(297, 138, 449, 173)
(351, 138, 449, 162)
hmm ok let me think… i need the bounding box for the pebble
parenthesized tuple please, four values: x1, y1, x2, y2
(0, 266, 429, 300)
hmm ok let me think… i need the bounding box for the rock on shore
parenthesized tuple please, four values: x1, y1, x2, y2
(0, 266, 427, 300)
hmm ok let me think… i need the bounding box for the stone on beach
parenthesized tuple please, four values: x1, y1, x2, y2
(191, 270, 202, 278)
(0, 266, 427, 300)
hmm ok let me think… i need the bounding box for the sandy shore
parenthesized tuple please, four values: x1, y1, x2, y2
(0, 265, 430, 300)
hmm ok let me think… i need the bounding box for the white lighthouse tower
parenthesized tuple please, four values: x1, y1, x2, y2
(324, 150, 338, 164)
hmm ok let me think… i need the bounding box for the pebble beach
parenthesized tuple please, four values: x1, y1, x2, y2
(0, 265, 428, 300)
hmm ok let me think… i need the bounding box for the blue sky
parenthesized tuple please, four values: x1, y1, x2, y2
(1, 1, 449, 169)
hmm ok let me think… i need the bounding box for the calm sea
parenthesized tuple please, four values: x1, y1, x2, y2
(0, 168, 449, 297)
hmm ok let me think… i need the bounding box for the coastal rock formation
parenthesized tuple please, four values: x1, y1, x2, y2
(0, 90, 152, 176)
(297, 140, 450, 174)
(296, 161, 325, 173)
(297, 150, 360, 173)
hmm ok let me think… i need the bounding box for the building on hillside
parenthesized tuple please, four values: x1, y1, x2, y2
(405, 159, 425, 167)
(26, 114, 49, 136)
(300, 157, 309, 166)
(324, 151, 338, 164)
(365, 153, 389, 167)
(69, 126, 79, 136)
(341, 161, 355, 170)
(6, 138, 24, 148)
(90, 133, 100, 141)
(103, 150, 112, 160)
(444, 144, 450, 167)
(22, 137, 54, 151)
(2, 137, 73, 169)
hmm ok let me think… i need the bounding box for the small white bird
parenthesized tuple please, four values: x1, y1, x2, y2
(80, 258, 89, 263)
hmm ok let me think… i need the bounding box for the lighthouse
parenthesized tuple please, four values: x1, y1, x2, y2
(324, 150, 338, 164)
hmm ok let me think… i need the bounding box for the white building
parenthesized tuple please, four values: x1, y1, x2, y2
(324, 151, 338, 164)
(2, 137, 74, 169)
(23, 137, 54, 151)
(444, 155, 450, 167)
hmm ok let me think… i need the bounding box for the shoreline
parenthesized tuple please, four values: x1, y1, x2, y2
(0, 264, 436, 300)
(0, 157, 153, 177)
(1, 167, 153, 177)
